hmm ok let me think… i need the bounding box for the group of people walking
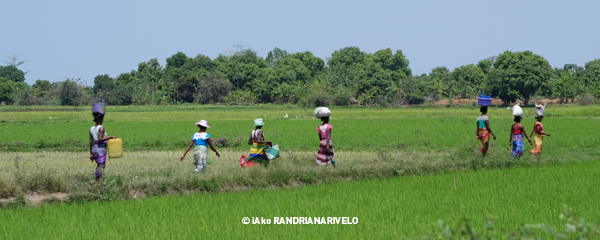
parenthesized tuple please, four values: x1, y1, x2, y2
(87, 102, 336, 182)
(88, 101, 550, 183)
(476, 104, 551, 159)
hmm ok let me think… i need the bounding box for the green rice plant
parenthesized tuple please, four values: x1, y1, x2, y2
(1, 161, 599, 239)
(1, 110, 599, 153)
(412, 205, 600, 239)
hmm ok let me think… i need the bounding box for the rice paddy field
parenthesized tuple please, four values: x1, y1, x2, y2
(1, 161, 599, 239)
(1, 104, 600, 239)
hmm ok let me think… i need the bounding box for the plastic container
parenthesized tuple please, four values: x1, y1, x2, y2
(477, 97, 493, 106)
(107, 138, 123, 159)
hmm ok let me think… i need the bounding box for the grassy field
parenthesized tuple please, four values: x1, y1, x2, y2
(1, 105, 599, 152)
(1, 105, 599, 238)
(1, 105, 599, 198)
(3, 147, 593, 199)
(1, 160, 599, 239)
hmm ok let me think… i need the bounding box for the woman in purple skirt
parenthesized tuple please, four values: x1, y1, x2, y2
(89, 101, 116, 184)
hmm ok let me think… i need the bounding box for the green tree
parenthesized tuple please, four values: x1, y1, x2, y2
(477, 59, 492, 74)
(428, 66, 453, 100)
(0, 65, 25, 82)
(32, 80, 51, 99)
(115, 72, 136, 86)
(194, 73, 233, 104)
(266, 47, 289, 68)
(369, 48, 412, 103)
(452, 64, 486, 98)
(585, 59, 600, 83)
(184, 54, 216, 73)
(371, 48, 411, 78)
(488, 50, 553, 105)
(552, 69, 580, 104)
(13, 81, 30, 103)
(166, 52, 188, 69)
(93, 74, 115, 94)
(93, 74, 115, 103)
(275, 57, 312, 84)
(0, 77, 16, 104)
(16, 88, 32, 106)
(289, 51, 325, 77)
(563, 63, 578, 71)
(137, 58, 163, 87)
(328, 47, 366, 68)
(59, 78, 83, 106)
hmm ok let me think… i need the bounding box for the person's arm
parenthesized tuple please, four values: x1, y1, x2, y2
(89, 132, 94, 162)
(529, 125, 536, 139)
(325, 128, 331, 151)
(485, 120, 496, 140)
(476, 122, 479, 139)
(521, 125, 532, 144)
(207, 138, 220, 157)
(180, 140, 194, 161)
(538, 126, 551, 137)
(97, 127, 116, 142)
(509, 125, 514, 146)
(248, 133, 253, 145)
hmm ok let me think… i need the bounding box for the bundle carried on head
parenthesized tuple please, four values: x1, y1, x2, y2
(92, 99, 106, 115)
(512, 103, 523, 117)
(314, 107, 331, 118)
(534, 102, 546, 117)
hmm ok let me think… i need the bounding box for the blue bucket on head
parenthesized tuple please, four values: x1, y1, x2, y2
(477, 97, 493, 106)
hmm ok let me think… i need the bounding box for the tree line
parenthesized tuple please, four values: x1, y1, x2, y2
(1, 47, 599, 107)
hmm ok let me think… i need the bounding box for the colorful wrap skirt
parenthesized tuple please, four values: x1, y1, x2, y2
(511, 134, 524, 158)
(317, 139, 335, 165)
(249, 142, 268, 164)
(91, 140, 107, 178)
(529, 133, 544, 154)
(476, 128, 490, 154)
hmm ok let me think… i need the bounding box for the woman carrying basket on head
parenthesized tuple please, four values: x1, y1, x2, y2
(476, 106, 496, 157)
(315, 107, 335, 167)
(89, 100, 117, 185)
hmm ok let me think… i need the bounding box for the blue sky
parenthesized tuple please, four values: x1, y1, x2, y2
(2, 0, 599, 85)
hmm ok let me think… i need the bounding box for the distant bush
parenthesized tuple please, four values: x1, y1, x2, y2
(59, 78, 84, 106)
(579, 94, 597, 106)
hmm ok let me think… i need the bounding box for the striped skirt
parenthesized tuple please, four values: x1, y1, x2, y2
(249, 142, 267, 164)
(317, 139, 334, 165)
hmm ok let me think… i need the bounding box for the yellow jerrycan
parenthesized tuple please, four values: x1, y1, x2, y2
(107, 138, 123, 159)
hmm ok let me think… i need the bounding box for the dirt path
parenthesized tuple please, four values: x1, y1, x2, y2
(1, 193, 68, 206)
